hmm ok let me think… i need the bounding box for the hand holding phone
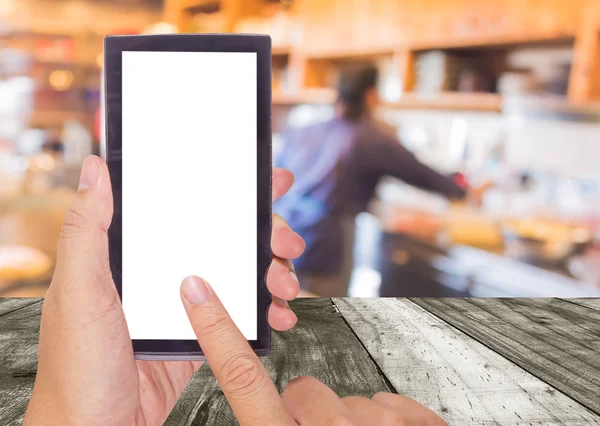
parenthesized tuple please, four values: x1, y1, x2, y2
(23, 157, 443, 425)
(24, 156, 302, 425)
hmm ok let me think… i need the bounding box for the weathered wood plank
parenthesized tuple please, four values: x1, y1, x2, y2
(334, 298, 600, 425)
(411, 298, 600, 417)
(560, 298, 600, 312)
(0, 298, 41, 318)
(0, 301, 41, 426)
(3, 297, 599, 425)
(165, 298, 392, 426)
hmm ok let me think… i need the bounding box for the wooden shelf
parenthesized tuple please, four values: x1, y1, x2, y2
(303, 46, 397, 61)
(272, 45, 293, 57)
(2, 27, 80, 38)
(272, 91, 600, 115)
(181, 0, 220, 11)
(273, 89, 336, 105)
(291, 34, 575, 58)
(273, 89, 502, 112)
(384, 92, 503, 112)
(32, 58, 100, 69)
(3, 24, 107, 39)
(165, 0, 600, 104)
(411, 34, 575, 52)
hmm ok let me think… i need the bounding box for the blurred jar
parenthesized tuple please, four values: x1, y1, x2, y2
(497, 70, 539, 96)
(22, 130, 63, 195)
(62, 120, 92, 188)
(23, 151, 57, 195)
(0, 149, 27, 198)
(62, 120, 92, 166)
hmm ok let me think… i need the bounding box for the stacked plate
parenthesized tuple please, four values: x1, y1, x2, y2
(414, 51, 461, 94)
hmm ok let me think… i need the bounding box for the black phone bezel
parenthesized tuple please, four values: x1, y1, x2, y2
(104, 34, 272, 359)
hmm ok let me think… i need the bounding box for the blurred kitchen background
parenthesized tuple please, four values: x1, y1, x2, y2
(2, 0, 600, 297)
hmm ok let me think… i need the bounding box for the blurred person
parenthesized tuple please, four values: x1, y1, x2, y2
(41, 128, 64, 155)
(275, 65, 467, 297)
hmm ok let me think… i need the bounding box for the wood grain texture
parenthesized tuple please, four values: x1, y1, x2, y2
(334, 298, 600, 425)
(411, 298, 600, 417)
(165, 298, 392, 426)
(561, 298, 600, 311)
(0, 298, 41, 318)
(0, 300, 41, 426)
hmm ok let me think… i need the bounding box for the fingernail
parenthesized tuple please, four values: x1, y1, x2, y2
(289, 270, 299, 285)
(182, 276, 210, 305)
(78, 156, 99, 190)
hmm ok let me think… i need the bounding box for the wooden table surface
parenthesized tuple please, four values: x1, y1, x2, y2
(0, 297, 599, 425)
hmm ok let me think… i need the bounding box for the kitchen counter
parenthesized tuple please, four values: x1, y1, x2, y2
(0, 297, 599, 425)
(376, 232, 600, 297)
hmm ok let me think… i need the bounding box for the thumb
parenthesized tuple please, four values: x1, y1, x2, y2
(51, 155, 114, 295)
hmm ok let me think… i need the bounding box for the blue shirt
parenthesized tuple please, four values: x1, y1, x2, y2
(275, 117, 465, 274)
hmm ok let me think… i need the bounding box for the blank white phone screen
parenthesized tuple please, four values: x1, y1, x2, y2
(122, 51, 257, 341)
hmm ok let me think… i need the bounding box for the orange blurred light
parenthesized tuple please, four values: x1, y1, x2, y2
(48, 70, 74, 91)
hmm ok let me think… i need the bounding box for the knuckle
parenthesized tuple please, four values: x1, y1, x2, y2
(88, 291, 126, 342)
(372, 392, 389, 400)
(380, 411, 404, 426)
(286, 375, 318, 392)
(219, 353, 266, 397)
(341, 395, 368, 404)
(330, 417, 357, 426)
(95, 288, 122, 320)
(46, 283, 122, 336)
(60, 207, 88, 239)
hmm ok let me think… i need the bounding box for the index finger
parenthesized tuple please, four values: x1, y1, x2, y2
(180, 276, 294, 426)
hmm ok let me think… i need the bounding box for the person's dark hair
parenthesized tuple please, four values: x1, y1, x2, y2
(336, 64, 379, 121)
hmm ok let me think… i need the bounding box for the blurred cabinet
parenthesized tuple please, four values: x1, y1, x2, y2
(452, 0, 581, 41)
(299, 0, 585, 52)
(299, 0, 401, 55)
(165, 0, 264, 33)
(165, 0, 600, 103)
(406, 0, 585, 48)
(569, 0, 600, 103)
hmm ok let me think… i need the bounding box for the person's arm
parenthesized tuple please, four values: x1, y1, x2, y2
(275, 128, 295, 170)
(365, 134, 466, 200)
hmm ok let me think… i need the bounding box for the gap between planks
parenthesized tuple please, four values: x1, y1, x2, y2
(0, 299, 43, 319)
(330, 297, 399, 395)
(559, 298, 600, 312)
(410, 298, 600, 418)
(334, 297, 600, 425)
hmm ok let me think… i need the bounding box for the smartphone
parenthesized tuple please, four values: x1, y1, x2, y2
(104, 34, 272, 360)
